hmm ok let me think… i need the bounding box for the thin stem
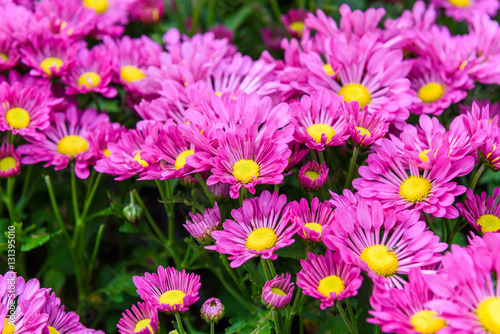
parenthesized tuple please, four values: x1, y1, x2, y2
(261, 257, 272, 281)
(346, 300, 358, 333)
(91, 92, 101, 113)
(70, 164, 80, 224)
(154, 179, 172, 242)
(190, 0, 201, 35)
(470, 163, 486, 192)
(81, 173, 103, 222)
(220, 254, 250, 299)
(444, 218, 453, 245)
(165, 179, 176, 247)
(344, 146, 360, 190)
(210, 322, 214, 334)
(196, 173, 215, 206)
(20, 165, 32, 203)
(266, 258, 277, 278)
(87, 224, 104, 286)
(207, 0, 215, 26)
(271, 309, 282, 334)
(44, 175, 71, 244)
(423, 212, 435, 234)
(174, 313, 186, 334)
(211, 267, 252, 311)
(299, 308, 303, 334)
(133, 190, 168, 244)
(318, 150, 333, 191)
(6, 177, 16, 222)
(336, 300, 357, 334)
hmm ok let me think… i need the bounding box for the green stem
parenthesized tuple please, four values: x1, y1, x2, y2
(346, 300, 358, 333)
(284, 287, 304, 332)
(212, 267, 252, 311)
(20, 165, 32, 203)
(174, 313, 186, 334)
(444, 218, 453, 245)
(470, 163, 486, 192)
(196, 173, 215, 206)
(44, 175, 71, 244)
(154, 180, 173, 243)
(318, 150, 333, 191)
(165, 180, 176, 247)
(133, 190, 168, 244)
(6, 177, 16, 222)
(210, 322, 214, 334)
(81, 173, 103, 222)
(266, 258, 277, 278)
(269, 0, 283, 24)
(207, 0, 215, 26)
(261, 257, 272, 281)
(299, 308, 303, 334)
(191, 0, 201, 35)
(336, 300, 357, 334)
(91, 92, 101, 113)
(220, 254, 250, 299)
(70, 164, 80, 224)
(271, 309, 282, 334)
(423, 212, 435, 234)
(344, 146, 360, 189)
(87, 224, 104, 286)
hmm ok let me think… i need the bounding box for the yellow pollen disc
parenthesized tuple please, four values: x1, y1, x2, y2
(48, 326, 61, 334)
(133, 152, 149, 167)
(0, 53, 7, 61)
(289, 21, 305, 36)
(410, 310, 446, 334)
(477, 297, 500, 334)
(40, 57, 64, 76)
(78, 72, 101, 88)
(323, 63, 334, 76)
(459, 60, 468, 70)
(419, 149, 431, 163)
(150, 8, 160, 22)
(6, 107, 30, 129)
(399, 176, 432, 203)
(120, 65, 146, 83)
(448, 0, 469, 7)
(134, 318, 154, 334)
(360, 245, 399, 277)
(303, 222, 322, 237)
(159, 290, 186, 306)
(174, 149, 194, 170)
(271, 288, 287, 296)
(59, 21, 68, 30)
(245, 227, 277, 251)
(418, 83, 444, 103)
(0, 157, 17, 173)
(103, 148, 111, 157)
(317, 275, 345, 298)
(338, 83, 371, 109)
(232, 159, 260, 184)
(2, 319, 15, 334)
(214, 92, 222, 97)
(355, 127, 371, 138)
(477, 214, 500, 233)
(306, 124, 336, 143)
(57, 135, 88, 157)
(305, 170, 319, 180)
(83, 0, 109, 13)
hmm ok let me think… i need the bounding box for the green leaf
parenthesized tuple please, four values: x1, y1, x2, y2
(226, 309, 271, 334)
(119, 222, 143, 233)
(19, 228, 61, 251)
(223, 4, 253, 31)
(98, 271, 136, 303)
(275, 235, 306, 259)
(43, 268, 66, 295)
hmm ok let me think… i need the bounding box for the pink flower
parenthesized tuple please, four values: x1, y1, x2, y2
(298, 160, 328, 192)
(0, 32, 19, 72)
(42, 292, 85, 334)
(286, 197, 334, 243)
(81, 0, 136, 38)
(430, 0, 499, 23)
(200, 298, 224, 323)
(129, 0, 164, 24)
(117, 302, 158, 334)
(0, 143, 21, 178)
(342, 101, 389, 148)
(280, 8, 308, 38)
(183, 202, 222, 244)
(262, 273, 295, 309)
(457, 188, 500, 234)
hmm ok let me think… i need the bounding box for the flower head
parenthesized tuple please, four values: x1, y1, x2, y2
(286, 197, 334, 243)
(117, 302, 159, 334)
(341, 101, 389, 148)
(129, 0, 164, 24)
(457, 188, 500, 234)
(200, 298, 224, 324)
(183, 202, 222, 244)
(0, 143, 21, 178)
(281, 8, 308, 38)
(298, 161, 328, 192)
(42, 292, 84, 334)
(262, 273, 294, 309)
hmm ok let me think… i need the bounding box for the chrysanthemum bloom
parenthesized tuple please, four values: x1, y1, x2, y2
(133, 266, 201, 314)
(262, 273, 295, 309)
(467, 16, 500, 85)
(0, 33, 19, 72)
(18, 105, 109, 179)
(298, 161, 328, 192)
(0, 272, 49, 334)
(20, 31, 82, 79)
(430, 0, 498, 23)
(80, 0, 136, 38)
(117, 302, 158, 334)
(206, 191, 298, 268)
(341, 101, 389, 148)
(0, 2, 40, 44)
(322, 201, 447, 288)
(62, 45, 117, 98)
(287, 197, 334, 243)
(200, 298, 224, 324)
(285, 142, 309, 172)
(0, 70, 53, 98)
(0, 82, 61, 141)
(183, 202, 222, 244)
(134, 97, 186, 124)
(368, 268, 448, 334)
(0, 143, 21, 178)
(86, 120, 125, 160)
(353, 139, 472, 218)
(291, 90, 348, 151)
(129, 0, 164, 24)
(296, 250, 363, 310)
(206, 124, 293, 199)
(42, 292, 85, 334)
(457, 188, 500, 234)
(280, 8, 308, 38)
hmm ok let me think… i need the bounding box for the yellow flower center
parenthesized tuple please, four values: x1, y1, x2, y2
(40, 57, 64, 76)
(48, 326, 61, 334)
(317, 275, 345, 298)
(78, 72, 101, 88)
(232, 159, 260, 184)
(133, 152, 149, 167)
(5, 107, 30, 129)
(120, 65, 146, 83)
(305, 170, 319, 180)
(174, 150, 194, 170)
(477, 214, 500, 234)
(303, 222, 322, 236)
(103, 148, 111, 157)
(0, 157, 17, 173)
(477, 297, 500, 334)
(419, 149, 431, 163)
(418, 83, 444, 103)
(323, 63, 334, 76)
(0, 53, 7, 61)
(2, 319, 15, 334)
(410, 310, 446, 334)
(270, 288, 287, 296)
(448, 0, 469, 7)
(159, 290, 186, 306)
(245, 227, 277, 251)
(360, 245, 399, 277)
(134, 319, 154, 334)
(57, 135, 88, 157)
(306, 124, 335, 143)
(83, 0, 108, 13)
(214, 92, 222, 98)
(338, 83, 371, 109)
(289, 21, 305, 36)
(399, 176, 432, 203)
(355, 127, 371, 138)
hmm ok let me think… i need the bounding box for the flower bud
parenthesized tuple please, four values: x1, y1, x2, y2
(200, 298, 225, 324)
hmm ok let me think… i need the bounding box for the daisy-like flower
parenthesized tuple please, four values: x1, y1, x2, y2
(286, 197, 334, 243)
(285, 142, 309, 172)
(133, 266, 201, 314)
(0, 143, 20, 178)
(0, 2, 40, 44)
(86, 120, 125, 160)
(18, 105, 109, 179)
(183, 202, 222, 244)
(298, 161, 328, 191)
(62, 45, 117, 98)
(430, 0, 499, 23)
(117, 302, 158, 334)
(206, 191, 298, 268)
(296, 250, 363, 310)
(200, 298, 224, 324)
(134, 98, 186, 124)
(262, 273, 295, 310)
(42, 292, 85, 334)
(457, 188, 500, 234)
(322, 201, 447, 288)
(0, 82, 61, 141)
(281, 8, 308, 38)
(80, 0, 135, 38)
(129, 0, 164, 24)
(352, 139, 473, 218)
(341, 101, 389, 148)
(0, 32, 19, 72)
(291, 90, 348, 151)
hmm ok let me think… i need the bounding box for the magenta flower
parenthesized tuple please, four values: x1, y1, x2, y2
(430, 0, 498, 23)
(323, 201, 447, 288)
(262, 273, 295, 309)
(341, 101, 389, 148)
(352, 139, 472, 218)
(206, 191, 298, 268)
(0, 2, 41, 44)
(286, 197, 334, 243)
(133, 266, 201, 314)
(296, 250, 363, 310)
(117, 302, 158, 334)
(82, 0, 136, 38)
(0, 143, 21, 178)
(129, 0, 164, 24)
(135, 97, 186, 124)
(298, 161, 328, 192)
(41, 292, 84, 334)
(468, 15, 500, 85)
(86, 120, 125, 160)
(285, 142, 309, 172)
(200, 298, 224, 324)
(0, 33, 19, 72)
(281, 8, 308, 38)
(183, 202, 222, 244)
(18, 105, 109, 179)
(457, 188, 500, 234)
